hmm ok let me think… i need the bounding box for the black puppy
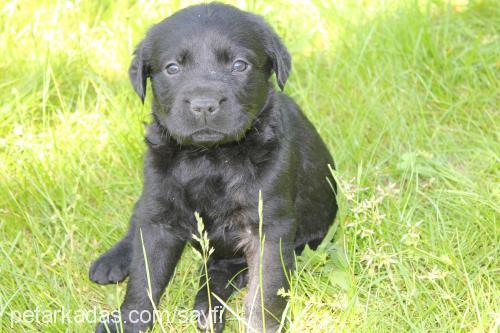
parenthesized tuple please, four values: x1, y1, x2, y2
(90, 3, 337, 332)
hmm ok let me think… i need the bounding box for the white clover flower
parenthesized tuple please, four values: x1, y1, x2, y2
(417, 266, 448, 280)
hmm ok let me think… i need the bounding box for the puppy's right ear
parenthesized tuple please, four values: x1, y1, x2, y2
(128, 44, 149, 103)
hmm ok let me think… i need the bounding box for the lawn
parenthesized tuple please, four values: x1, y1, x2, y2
(0, 0, 498, 332)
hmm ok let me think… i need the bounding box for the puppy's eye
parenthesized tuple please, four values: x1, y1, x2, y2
(231, 60, 248, 72)
(165, 63, 180, 75)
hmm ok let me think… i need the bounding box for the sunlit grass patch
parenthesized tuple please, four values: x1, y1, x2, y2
(0, 0, 498, 332)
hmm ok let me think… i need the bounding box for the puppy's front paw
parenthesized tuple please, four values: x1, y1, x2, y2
(89, 243, 131, 284)
(96, 311, 151, 333)
(95, 311, 122, 333)
(95, 320, 120, 333)
(194, 302, 225, 333)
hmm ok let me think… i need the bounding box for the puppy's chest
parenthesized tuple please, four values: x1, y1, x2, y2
(167, 154, 258, 226)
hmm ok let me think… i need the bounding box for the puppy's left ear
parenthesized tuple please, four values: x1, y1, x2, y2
(262, 24, 291, 91)
(128, 44, 149, 103)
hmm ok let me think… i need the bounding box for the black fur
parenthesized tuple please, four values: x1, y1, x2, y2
(90, 3, 337, 333)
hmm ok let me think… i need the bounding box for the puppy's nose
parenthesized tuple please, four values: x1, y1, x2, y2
(190, 98, 220, 115)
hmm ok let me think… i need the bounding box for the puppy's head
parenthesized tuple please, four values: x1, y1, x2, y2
(129, 3, 291, 145)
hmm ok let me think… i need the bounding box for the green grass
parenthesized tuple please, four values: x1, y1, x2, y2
(0, 0, 499, 332)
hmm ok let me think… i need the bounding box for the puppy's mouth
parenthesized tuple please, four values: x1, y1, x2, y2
(190, 128, 226, 143)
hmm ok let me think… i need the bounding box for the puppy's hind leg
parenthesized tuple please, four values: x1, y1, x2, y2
(194, 257, 248, 333)
(89, 199, 140, 285)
